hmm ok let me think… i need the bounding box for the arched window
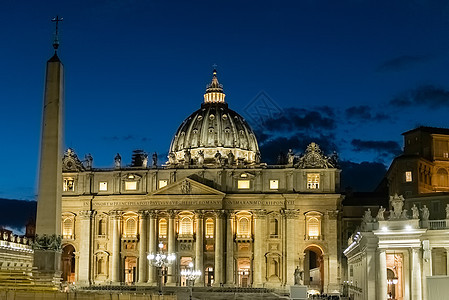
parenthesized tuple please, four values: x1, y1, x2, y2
(307, 217, 320, 238)
(205, 218, 214, 238)
(180, 217, 193, 235)
(437, 168, 449, 187)
(238, 217, 250, 237)
(63, 218, 73, 238)
(98, 218, 106, 236)
(125, 218, 137, 236)
(159, 218, 167, 238)
(269, 218, 279, 237)
(97, 257, 104, 274)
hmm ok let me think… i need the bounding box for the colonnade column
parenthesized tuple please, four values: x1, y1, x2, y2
(78, 210, 95, 285)
(111, 210, 123, 283)
(225, 211, 235, 286)
(253, 209, 266, 287)
(138, 210, 148, 284)
(376, 249, 387, 300)
(214, 210, 224, 286)
(422, 241, 431, 300)
(167, 210, 176, 285)
(446, 247, 449, 276)
(195, 210, 204, 286)
(411, 248, 422, 300)
(147, 210, 157, 285)
(284, 209, 298, 286)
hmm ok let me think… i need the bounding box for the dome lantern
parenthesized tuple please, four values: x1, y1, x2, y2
(203, 69, 226, 103)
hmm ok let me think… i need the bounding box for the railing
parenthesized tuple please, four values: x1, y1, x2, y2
(427, 220, 449, 230)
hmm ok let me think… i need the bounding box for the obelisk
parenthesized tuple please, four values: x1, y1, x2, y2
(33, 16, 64, 286)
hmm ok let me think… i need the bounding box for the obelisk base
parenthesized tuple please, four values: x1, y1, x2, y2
(32, 249, 62, 289)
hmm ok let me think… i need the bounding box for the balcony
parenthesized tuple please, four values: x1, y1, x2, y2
(423, 219, 449, 230)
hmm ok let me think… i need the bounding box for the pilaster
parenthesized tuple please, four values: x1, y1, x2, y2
(376, 249, 387, 300)
(167, 210, 177, 285)
(226, 211, 235, 286)
(78, 210, 95, 285)
(147, 210, 157, 285)
(253, 209, 267, 287)
(110, 210, 122, 283)
(195, 210, 204, 286)
(214, 210, 225, 286)
(138, 210, 148, 284)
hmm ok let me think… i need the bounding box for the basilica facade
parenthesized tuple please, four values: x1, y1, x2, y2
(59, 71, 342, 293)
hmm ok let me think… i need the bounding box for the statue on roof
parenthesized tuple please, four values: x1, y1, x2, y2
(152, 152, 158, 167)
(296, 142, 336, 169)
(114, 153, 121, 169)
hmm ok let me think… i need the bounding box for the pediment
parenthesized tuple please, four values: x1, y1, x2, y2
(152, 178, 225, 196)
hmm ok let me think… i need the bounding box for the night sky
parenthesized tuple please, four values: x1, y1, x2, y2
(2, 0, 449, 200)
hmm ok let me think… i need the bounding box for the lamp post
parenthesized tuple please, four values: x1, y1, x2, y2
(181, 262, 201, 300)
(147, 242, 176, 295)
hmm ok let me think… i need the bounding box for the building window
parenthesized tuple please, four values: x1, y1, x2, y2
(125, 181, 137, 191)
(98, 218, 107, 236)
(159, 218, 167, 238)
(63, 178, 75, 192)
(307, 217, 320, 238)
(269, 218, 279, 237)
(269, 180, 279, 190)
(238, 180, 250, 189)
(437, 168, 449, 187)
(238, 217, 250, 238)
(205, 218, 214, 238)
(159, 180, 168, 189)
(124, 218, 137, 237)
(180, 217, 193, 235)
(307, 173, 320, 189)
(62, 218, 73, 238)
(99, 181, 108, 191)
(97, 257, 105, 275)
(405, 171, 412, 182)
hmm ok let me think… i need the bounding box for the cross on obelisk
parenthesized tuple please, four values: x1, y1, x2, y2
(51, 15, 63, 50)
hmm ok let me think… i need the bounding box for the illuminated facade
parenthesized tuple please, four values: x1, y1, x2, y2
(344, 194, 449, 300)
(59, 71, 343, 292)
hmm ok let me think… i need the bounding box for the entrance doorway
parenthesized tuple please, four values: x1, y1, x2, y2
(303, 245, 324, 292)
(124, 257, 137, 285)
(180, 257, 193, 286)
(237, 258, 251, 287)
(205, 266, 214, 286)
(61, 244, 75, 283)
(386, 253, 403, 299)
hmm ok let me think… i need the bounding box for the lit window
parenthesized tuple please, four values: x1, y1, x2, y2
(238, 217, 250, 237)
(62, 218, 73, 238)
(99, 181, 108, 191)
(238, 180, 250, 189)
(405, 171, 412, 182)
(205, 218, 214, 238)
(159, 180, 168, 189)
(125, 218, 137, 236)
(444, 153, 449, 159)
(307, 217, 320, 237)
(125, 181, 137, 190)
(269, 180, 279, 190)
(159, 218, 167, 238)
(180, 217, 193, 235)
(240, 173, 248, 178)
(307, 174, 320, 189)
(63, 178, 75, 192)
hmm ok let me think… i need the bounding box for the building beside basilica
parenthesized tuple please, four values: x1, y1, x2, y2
(59, 70, 343, 293)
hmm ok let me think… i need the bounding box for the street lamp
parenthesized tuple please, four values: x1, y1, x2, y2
(181, 262, 201, 300)
(147, 242, 176, 295)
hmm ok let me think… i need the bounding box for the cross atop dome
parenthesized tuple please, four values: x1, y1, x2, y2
(204, 68, 226, 103)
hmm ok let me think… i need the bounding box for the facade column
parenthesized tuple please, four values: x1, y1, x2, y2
(366, 249, 376, 299)
(214, 210, 225, 286)
(411, 248, 422, 300)
(195, 210, 204, 286)
(285, 209, 298, 286)
(446, 247, 449, 276)
(138, 210, 148, 284)
(376, 249, 387, 300)
(253, 209, 267, 287)
(422, 241, 431, 300)
(78, 210, 95, 285)
(226, 211, 235, 286)
(111, 210, 123, 283)
(167, 210, 177, 285)
(147, 210, 157, 285)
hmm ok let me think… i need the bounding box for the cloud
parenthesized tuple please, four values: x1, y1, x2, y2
(351, 139, 401, 162)
(257, 107, 337, 133)
(340, 160, 387, 192)
(377, 55, 431, 72)
(390, 85, 449, 108)
(345, 105, 390, 121)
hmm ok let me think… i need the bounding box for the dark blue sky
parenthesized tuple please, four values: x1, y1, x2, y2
(2, 0, 449, 200)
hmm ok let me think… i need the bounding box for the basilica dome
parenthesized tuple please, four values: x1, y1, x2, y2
(168, 70, 260, 167)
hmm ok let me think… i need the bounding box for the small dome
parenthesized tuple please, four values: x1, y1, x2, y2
(168, 70, 260, 166)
